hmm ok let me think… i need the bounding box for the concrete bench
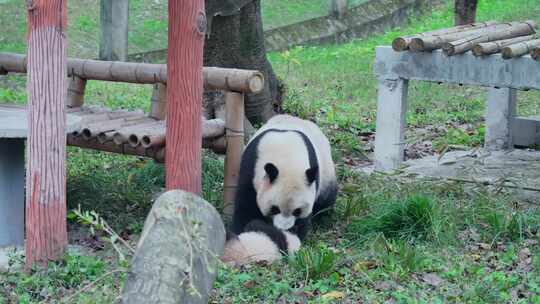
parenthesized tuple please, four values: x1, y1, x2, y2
(373, 46, 540, 172)
(0, 105, 81, 247)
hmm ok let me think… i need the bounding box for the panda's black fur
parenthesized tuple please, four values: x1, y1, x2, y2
(231, 116, 337, 241)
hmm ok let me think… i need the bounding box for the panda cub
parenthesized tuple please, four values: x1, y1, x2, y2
(231, 114, 337, 240)
(221, 220, 301, 266)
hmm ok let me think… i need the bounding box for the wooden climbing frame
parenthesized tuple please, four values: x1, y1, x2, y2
(0, 51, 264, 253)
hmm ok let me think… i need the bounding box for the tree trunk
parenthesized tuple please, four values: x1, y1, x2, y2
(330, 0, 348, 19)
(166, 0, 205, 194)
(99, 0, 129, 61)
(25, 0, 68, 267)
(204, 0, 282, 124)
(454, 0, 478, 26)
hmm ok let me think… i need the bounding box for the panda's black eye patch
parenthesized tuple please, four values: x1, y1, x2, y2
(270, 206, 280, 215)
(293, 208, 302, 217)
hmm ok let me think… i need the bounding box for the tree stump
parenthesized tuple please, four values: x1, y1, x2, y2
(122, 190, 225, 304)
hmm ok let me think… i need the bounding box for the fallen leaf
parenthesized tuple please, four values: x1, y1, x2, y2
(321, 291, 345, 300)
(422, 273, 444, 287)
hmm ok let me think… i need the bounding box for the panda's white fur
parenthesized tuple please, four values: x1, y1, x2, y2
(252, 115, 336, 229)
(221, 230, 301, 266)
(231, 115, 337, 240)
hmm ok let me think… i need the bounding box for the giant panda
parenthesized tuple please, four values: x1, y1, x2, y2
(231, 114, 337, 240)
(221, 220, 301, 266)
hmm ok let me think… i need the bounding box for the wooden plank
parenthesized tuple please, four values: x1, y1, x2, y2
(165, 0, 205, 194)
(25, 0, 68, 267)
(374, 46, 540, 90)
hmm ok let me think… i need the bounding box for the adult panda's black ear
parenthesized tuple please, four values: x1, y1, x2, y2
(264, 163, 279, 183)
(306, 166, 319, 185)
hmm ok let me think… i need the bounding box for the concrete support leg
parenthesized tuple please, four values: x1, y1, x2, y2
(374, 78, 409, 172)
(485, 87, 517, 150)
(0, 139, 25, 247)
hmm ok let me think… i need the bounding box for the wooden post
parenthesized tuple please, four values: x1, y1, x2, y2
(150, 84, 167, 120)
(485, 87, 516, 150)
(99, 0, 129, 61)
(67, 76, 86, 108)
(374, 79, 409, 172)
(166, 0, 205, 194)
(25, 0, 68, 266)
(223, 92, 244, 218)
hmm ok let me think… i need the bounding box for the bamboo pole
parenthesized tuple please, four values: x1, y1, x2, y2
(410, 21, 537, 52)
(141, 134, 165, 149)
(81, 115, 150, 140)
(78, 109, 144, 125)
(392, 21, 498, 51)
(94, 117, 155, 143)
(67, 135, 165, 162)
(472, 35, 534, 56)
(443, 22, 537, 56)
(128, 124, 165, 147)
(150, 83, 167, 120)
(202, 118, 226, 138)
(0, 52, 265, 94)
(502, 39, 540, 59)
(113, 121, 162, 145)
(532, 47, 540, 60)
(223, 92, 245, 218)
(138, 118, 226, 148)
(67, 76, 86, 108)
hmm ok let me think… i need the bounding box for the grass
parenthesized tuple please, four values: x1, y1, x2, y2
(2, 0, 540, 303)
(0, 0, 370, 58)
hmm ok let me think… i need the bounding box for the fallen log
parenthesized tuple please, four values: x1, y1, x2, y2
(121, 190, 225, 304)
(502, 38, 540, 58)
(443, 22, 537, 56)
(410, 20, 537, 52)
(472, 35, 535, 56)
(392, 21, 498, 51)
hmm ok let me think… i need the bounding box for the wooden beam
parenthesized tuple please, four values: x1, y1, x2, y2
(25, 0, 68, 267)
(0, 52, 264, 94)
(166, 0, 205, 194)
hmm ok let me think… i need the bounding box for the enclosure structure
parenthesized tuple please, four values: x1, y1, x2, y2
(0, 52, 263, 262)
(373, 46, 540, 171)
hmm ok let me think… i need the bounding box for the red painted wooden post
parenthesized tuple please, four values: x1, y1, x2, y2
(25, 0, 68, 267)
(166, 0, 205, 194)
